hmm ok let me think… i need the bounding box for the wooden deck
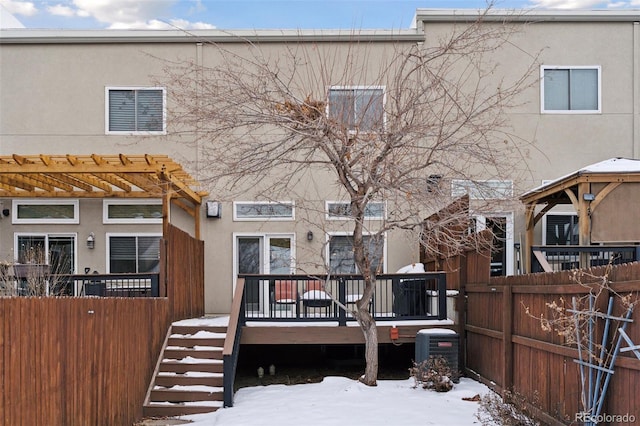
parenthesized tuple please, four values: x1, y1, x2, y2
(240, 321, 457, 345)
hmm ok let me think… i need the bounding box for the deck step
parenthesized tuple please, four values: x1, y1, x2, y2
(143, 402, 223, 417)
(159, 360, 223, 374)
(155, 374, 223, 387)
(164, 347, 223, 360)
(150, 389, 223, 402)
(143, 320, 229, 419)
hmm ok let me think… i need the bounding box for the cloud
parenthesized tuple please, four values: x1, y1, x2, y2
(0, 0, 37, 16)
(48, 4, 76, 17)
(108, 18, 215, 30)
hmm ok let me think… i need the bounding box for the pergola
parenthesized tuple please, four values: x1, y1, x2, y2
(520, 157, 640, 272)
(0, 154, 207, 238)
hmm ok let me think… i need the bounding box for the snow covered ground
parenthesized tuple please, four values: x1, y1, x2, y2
(179, 375, 493, 425)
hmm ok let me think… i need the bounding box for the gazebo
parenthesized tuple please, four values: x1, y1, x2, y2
(520, 158, 640, 273)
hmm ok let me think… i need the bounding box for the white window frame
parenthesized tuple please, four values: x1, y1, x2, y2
(327, 86, 386, 132)
(105, 86, 167, 135)
(231, 232, 297, 293)
(233, 201, 295, 221)
(325, 201, 386, 221)
(103, 199, 163, 224)
(12, 199, 79, 224)
(474, 213, 514, 276)
(325, 232, 387, 274)
(540, 66, 601, 114)
(105, 232, 162, 274)
(13, 232, 78, 269)
(451, 180, 513, 200)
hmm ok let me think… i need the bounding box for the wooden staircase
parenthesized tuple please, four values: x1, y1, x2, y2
(143, 323, 227, 418)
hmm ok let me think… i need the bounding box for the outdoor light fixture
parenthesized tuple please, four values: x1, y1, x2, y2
(583, 193, 596, 201)
(1, 209, 8, 217)
(307, 231, 314, 241)
(86, 232, 95, 249)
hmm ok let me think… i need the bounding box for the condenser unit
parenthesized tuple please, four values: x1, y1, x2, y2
(415, 328, 459, 382)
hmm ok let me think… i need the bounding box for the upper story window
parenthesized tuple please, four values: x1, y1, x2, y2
(328, 87, 384, 132)
(541, 66, 601, 113)
(233, 201, 294, 221)
(103, 199, 162, 224)
(12, 199, 79, 224)
(451, 180, 513, 200)
(326, 201, 385, 220)
(106, 87, 166, 134)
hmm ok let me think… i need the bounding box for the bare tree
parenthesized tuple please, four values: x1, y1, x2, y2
(162, 9, 537, 385)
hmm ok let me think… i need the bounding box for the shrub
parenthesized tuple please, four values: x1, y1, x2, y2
(475, 389, 539, 426)
(409, 355, 455, 392)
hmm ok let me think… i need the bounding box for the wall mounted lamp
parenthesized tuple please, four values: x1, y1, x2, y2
(86, 232, 95, 249)
(583, 193, 595, 201)
(307, 231, 314, 241)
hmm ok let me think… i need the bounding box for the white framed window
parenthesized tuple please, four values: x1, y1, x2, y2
(326, 201, 386, 220)
(233, 201, 295, 221)
(105, 87, 166, 134)
(451, 180, 513, 200)
(106, 233, 161, 273)
(328, 86, 384, 132)
(542, 213, 579, 246)
(14, 233, 77, 295)
(12, 199, 79, 224)
(103, 199, 163, 224)
(326, 232, 386, 274)
(541, 66, 601, 113)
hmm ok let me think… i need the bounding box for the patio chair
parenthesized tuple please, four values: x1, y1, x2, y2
(301, 280, 333, 317)
(272, 280, 299, 318)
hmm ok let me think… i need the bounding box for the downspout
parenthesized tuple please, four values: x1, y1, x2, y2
(633, 22, 639, 158)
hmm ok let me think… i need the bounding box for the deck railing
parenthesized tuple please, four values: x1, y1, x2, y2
(3, 270, 160, 297)
(531, 245, 640, 273)
(238, 272, 447, 325)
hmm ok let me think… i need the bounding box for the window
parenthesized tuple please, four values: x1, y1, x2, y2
(451, 180, 513, 200)
(328, 234, 385, 274)
(328, 87, 384, 131)
(233, 202, 294, 221)
(108, 234, 161, 273)
(326, 201, 385, 220)
(12, 199, 79, 224)
(541, 66, 600, 113)
(103, 200, 162, 224)
(543, 214, 579, 245)
(14, 233, 76, 295)
(106, 87, 165, 134)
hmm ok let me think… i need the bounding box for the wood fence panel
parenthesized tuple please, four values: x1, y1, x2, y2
(464, 261, 640, 425)
(0, 297, 170, 426)
(164, 224, 205, 321)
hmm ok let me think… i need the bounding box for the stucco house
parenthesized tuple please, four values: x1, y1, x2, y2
(0, 9, 639, 315)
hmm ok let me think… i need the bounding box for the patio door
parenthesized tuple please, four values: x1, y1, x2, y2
(235, 234, 294, 313)
(15, 233, 76, 295)
(474, 214, 513, 276)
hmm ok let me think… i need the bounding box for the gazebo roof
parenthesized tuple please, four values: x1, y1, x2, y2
(520, 157, 640, 205)
(0, 154, 206, 205)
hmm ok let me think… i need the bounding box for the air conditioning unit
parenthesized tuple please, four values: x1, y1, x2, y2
(415, 328, 459, 382)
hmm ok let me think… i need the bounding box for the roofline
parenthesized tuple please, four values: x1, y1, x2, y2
(413, 9, 640, 25)
(0, 28, 424, 44)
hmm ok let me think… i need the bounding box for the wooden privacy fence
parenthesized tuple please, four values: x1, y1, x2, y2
(0, 223, 204, 426)
(465, 262, 640, 425)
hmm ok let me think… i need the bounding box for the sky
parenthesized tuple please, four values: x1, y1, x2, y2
(0, 0, 639, 30)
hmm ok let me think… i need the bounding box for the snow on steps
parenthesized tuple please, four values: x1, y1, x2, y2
(143, 320, 229, 418)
